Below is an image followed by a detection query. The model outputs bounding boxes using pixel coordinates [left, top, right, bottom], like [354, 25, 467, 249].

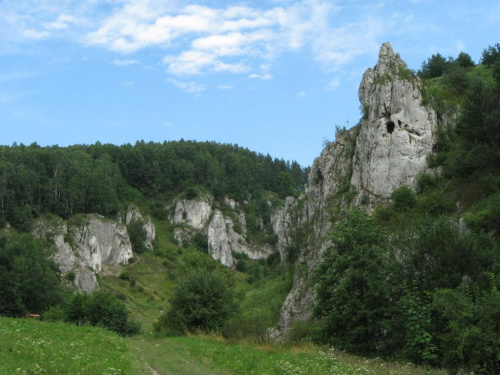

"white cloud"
[22, 29, 51, 40]
[168, 78, 206, 94]
[123, 80, 134, 87]
[162, 122, 174, 127]
[218, 84, 232, 90]
[0, 1, 425, 80]
[44, 14, 78, 30]
[327, 76, 340, 90]
[113, 59, 140, 66]
[249, 73, 273, 80]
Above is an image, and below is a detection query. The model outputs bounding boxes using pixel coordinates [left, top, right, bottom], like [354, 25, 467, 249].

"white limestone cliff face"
[32, 214, 133, 292]
[207, 209, 272, 267]
[272, 43, 438, 339]
[169, 194, 272, 266]
[172, 196, 213, 230]
[271, 137, 355, 338]
[352, 42, 437, 203]
[125, 206, 156, 250]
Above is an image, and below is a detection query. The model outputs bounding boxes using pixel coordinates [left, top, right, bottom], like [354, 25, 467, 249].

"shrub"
[287, 320, 324, 344]
[417, 173, 438, 193]
[119, 272, 130, 281]
[417, 190, 454, 215]
[65, 271, 76, 282]
[155, 269, 239, 334]
[400, 217, 497, 292]
[127, 220, 147, 254]
[391, 186, 417, 212]
[65, 291, 140, 336]
[432, 281, 500, 373]
[236, 258, 248, 272]
[374, 204, 396, 222]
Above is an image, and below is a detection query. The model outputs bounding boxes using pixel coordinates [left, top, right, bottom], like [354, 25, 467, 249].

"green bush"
[400, 217, 497, 292]
[417, 190, 454, 215]
[155, 269, 239, 334]
[432, 281, 500, 373]
[391, 186, 417, 212]
[236, 258, 248, 272]
[127, 220, 147, 254]
[417, 173, 439, 193]
[374, 204, 396, 222]
[287, 320, 324, 344]
[65, 291, 140, 336]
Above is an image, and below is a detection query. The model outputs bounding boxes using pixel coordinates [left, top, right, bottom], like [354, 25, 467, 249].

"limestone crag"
[172, 196, 213, 230]
[352, 43, 437, 203]
[125, 206, 156, 250]
[272, 43, 438, 339]
[207, 209, 272, 267]
[169, 194, 272, 266]
[32, 214, 133, 292]
[271, 136, 355, 338]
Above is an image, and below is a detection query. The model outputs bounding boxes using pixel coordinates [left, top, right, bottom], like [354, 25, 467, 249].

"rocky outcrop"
[352, 43, 437, 204]
[207, 209, 272, 267]
[125, 206, 156, 250]
[169, 194, 272, 266]
[172, 196, 213, 230]
[272, 43, 438, 339]
[32, 214, 133, 292]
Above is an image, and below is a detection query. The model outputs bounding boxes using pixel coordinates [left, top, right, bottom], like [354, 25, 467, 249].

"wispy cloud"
[0, 72, 35, 81]
[0, 1, 426, 81]
[327, 76, 340, 90]
[0, 90, 36, 103]
[113, 59, 140, 66]
[84, 1, 379, 79]
[168, 78, 206, 94]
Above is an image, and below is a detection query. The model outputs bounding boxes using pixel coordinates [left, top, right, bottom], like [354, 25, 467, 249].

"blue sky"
[1, 0, 498, 166]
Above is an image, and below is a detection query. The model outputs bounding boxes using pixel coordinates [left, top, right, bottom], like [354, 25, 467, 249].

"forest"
[0, 140, 308, 230]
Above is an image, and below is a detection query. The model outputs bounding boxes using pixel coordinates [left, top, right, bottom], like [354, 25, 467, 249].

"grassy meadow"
[1, 316, 446, 375]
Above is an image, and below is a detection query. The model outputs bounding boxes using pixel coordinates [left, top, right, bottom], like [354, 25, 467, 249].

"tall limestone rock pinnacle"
[352, 42, 437, 202]
[270, 43, 438, 340]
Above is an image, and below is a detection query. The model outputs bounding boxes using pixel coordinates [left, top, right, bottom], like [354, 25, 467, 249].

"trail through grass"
[128, 334, 447, 375]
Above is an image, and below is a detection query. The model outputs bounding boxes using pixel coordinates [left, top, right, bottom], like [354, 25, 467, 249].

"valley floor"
[1, 317, 447, 375]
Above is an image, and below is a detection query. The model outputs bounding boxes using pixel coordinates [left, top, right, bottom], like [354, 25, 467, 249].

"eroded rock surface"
[125, 206, 156, 250]
[272, 42, 437, 339]
[32, 214, 133, 292]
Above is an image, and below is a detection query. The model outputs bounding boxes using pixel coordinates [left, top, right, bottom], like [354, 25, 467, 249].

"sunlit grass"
[129, 333, 447, 375]
[0, 317, 148, 375]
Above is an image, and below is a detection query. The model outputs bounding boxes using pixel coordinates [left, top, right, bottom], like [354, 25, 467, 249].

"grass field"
[0, 317, 148, 375]
[1, 317, 446, 375]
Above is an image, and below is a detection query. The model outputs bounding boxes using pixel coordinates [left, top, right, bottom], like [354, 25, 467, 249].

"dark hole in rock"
[387, 121, 395, 134]
[398, 120, 402, 126]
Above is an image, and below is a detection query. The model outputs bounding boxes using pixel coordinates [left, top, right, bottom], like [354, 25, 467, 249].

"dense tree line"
[312, 43, 500, 373]
[0, 141, 308, 230]
[314, 210, 500, 373]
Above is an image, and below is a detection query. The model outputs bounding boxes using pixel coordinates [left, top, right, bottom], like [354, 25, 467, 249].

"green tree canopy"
[314, 209, 392, 353]
[155, 268, 239, 334]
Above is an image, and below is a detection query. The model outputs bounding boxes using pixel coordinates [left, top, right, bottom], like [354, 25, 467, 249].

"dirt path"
[128, 335, 227, 375]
